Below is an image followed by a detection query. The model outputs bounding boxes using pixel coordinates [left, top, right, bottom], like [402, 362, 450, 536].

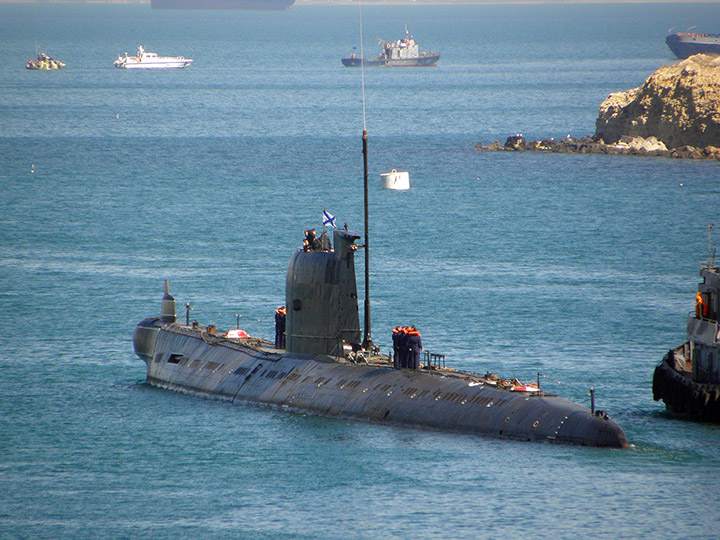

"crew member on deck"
[303, 229, 322, 251]
[275, 306, 286, 348]
[406, 326, 423, 370]
[394, 326, 410, 369]
[392, 327, 402, 369]
[696, 292, 708, 319]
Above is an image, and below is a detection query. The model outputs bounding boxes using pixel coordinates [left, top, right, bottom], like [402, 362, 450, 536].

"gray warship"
[653, 229, 720, 421]
[133, 133, 627, 448]
[342, 28, 440, 67]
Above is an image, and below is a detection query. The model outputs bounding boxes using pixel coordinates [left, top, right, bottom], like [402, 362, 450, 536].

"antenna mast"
[708, 223, 715, 267]
[358, 0, 373, 350]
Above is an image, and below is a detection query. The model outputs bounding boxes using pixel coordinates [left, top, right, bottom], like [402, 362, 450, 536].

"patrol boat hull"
[134, 230, 628, 448]
[114, 46, 193, 69]
[342, 28, 439, 68]
[341, 53, 440, 68]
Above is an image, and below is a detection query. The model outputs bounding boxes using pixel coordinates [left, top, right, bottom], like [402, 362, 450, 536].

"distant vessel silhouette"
[114, 46, 193, 69]
[26, 51, 65, 70]
[342, 28, 439, 67]
[151, 0, 294, 10]
[666, 30, 720, 59]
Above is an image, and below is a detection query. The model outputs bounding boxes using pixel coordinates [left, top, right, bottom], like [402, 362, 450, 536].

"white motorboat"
[114, 46, 193, 69]
[380, 169, 410, 190]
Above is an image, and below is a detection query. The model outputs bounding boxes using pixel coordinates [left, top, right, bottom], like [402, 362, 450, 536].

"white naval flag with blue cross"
[322, 208, 336, 228]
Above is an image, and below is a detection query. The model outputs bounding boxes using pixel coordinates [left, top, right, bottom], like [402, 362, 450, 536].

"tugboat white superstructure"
[114, 46, 193, 69]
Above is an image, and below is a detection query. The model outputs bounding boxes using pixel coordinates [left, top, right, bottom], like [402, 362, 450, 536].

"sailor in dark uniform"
[398, 326, 410, 369]
[392, 326, 402, 369]
[406, 326, 422, 370]
[274, 306, 286, 349]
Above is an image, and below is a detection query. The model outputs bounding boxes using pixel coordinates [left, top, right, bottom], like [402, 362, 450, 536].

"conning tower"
[285, 229, 362, 355]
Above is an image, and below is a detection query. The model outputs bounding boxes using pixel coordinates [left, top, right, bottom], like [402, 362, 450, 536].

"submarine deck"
[165, 322, 551, 395]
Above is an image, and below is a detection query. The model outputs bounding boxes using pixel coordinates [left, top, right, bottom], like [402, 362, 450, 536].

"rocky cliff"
[595, 54, 720, 149]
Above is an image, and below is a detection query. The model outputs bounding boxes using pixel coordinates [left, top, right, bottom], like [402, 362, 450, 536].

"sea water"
[1, 3, 719, 539]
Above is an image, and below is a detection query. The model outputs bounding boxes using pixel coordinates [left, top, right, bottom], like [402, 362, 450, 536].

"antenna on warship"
[358, 0, 373, 351]
[708, 223, 715, 268]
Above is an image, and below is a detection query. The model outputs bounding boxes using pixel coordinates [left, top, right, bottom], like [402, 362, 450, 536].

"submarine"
[133, 117, 627, 447]
[133, 209, 628, 447]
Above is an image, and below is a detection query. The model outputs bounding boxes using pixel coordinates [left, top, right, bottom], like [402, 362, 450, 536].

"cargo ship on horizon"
[151, 0, 294, 9]
[666, 30, 720, 59]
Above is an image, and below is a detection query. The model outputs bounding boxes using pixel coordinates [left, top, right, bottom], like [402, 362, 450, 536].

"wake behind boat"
[114, 46, 193, 69]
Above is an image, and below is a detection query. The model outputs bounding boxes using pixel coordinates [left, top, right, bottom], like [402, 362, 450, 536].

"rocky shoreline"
[475, 54, 720, 161]
[474, 134, 720, 160]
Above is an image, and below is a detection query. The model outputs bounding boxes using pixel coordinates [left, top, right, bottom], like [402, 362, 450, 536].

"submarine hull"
[134, 320, 628, 448]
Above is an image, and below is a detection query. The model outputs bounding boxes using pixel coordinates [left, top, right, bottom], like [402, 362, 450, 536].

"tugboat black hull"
[652, 255, 720, 422]
[653, 348, 720, 422]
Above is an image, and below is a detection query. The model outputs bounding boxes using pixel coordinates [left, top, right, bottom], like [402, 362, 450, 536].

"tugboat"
[26, 51, 65, 70]
[114, 46, 193, 69]
[132, 131, 627, 448]
[653, 226, 720, 421]
[666, 29, 720, 59]
[342, 27, 440, 67]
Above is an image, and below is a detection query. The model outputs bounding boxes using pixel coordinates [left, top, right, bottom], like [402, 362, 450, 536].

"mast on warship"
[362, 127, 373, 350]
[358, 1, 373, 351]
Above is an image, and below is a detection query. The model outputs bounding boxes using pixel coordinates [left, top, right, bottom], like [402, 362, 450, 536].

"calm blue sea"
[2, 2, 720, 539]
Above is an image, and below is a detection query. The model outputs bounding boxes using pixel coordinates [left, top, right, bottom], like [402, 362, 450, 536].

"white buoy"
[380, 169, 410, 190]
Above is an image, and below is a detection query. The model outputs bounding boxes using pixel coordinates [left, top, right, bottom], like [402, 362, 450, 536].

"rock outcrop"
[475, 54, 720, 160]
[595, 54, 720, 148]
[474, 134, 720, 160]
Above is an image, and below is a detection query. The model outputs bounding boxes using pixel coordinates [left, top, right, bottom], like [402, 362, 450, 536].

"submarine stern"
[133, 318, 161, 364]
[133, 280, 176, 364]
